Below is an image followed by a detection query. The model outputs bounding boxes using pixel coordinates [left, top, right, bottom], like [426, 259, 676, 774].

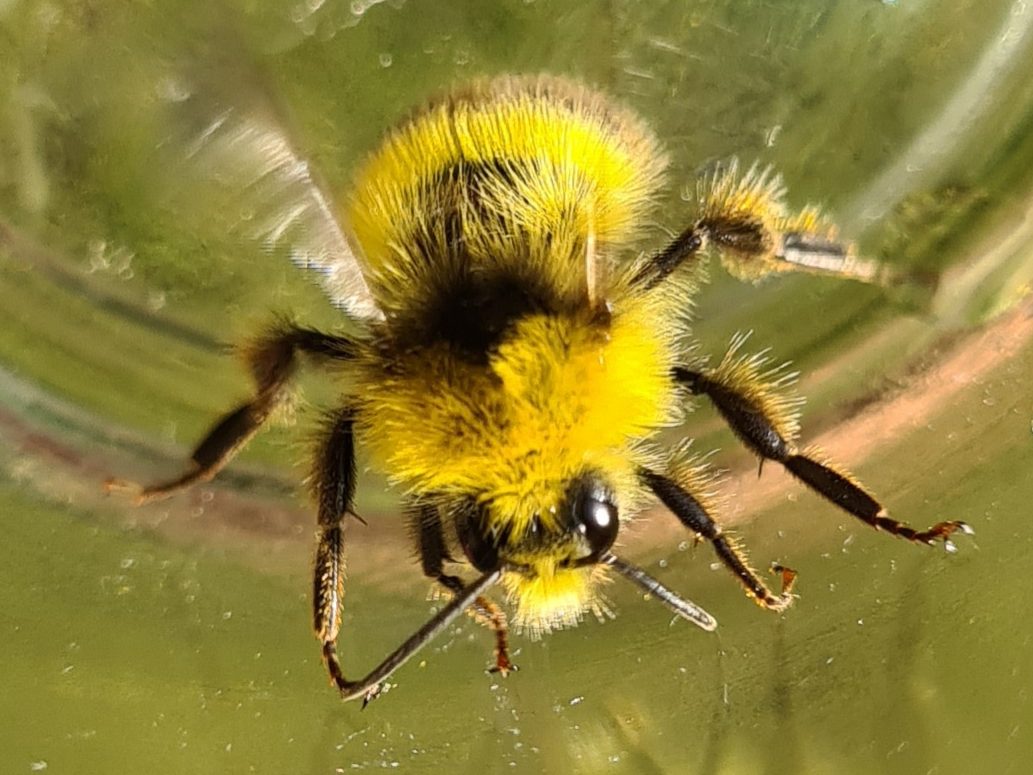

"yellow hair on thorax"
[354, 290, 683, 538]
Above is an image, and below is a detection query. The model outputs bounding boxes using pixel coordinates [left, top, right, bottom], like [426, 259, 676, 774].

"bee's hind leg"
[672, 359, 971, 550]
[412, 503, 516, 676]
[105, 322, 355, 503]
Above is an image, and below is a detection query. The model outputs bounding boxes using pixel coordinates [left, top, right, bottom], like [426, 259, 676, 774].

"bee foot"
[360, 684, 383, 709]
[924, 521, 974, 553]
[488, 659, 518, 677]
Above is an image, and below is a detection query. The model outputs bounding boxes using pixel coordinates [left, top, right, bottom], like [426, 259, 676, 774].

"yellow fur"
[355, 297, 682, 528]
[346, 75, 667, 317]
[119, 73, 885, 689]
[500, 559, 612, 636]
[697, 160, 844, 281]
[338, 76, 683, 631]
[339, 76, 835, 634]
[707, 331, 803, 443]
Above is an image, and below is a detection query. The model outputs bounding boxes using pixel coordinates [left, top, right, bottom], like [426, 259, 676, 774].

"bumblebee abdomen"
[347, 75, 667, 315]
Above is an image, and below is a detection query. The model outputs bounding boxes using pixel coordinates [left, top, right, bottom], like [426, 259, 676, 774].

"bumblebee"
[109, 75, 970, 703]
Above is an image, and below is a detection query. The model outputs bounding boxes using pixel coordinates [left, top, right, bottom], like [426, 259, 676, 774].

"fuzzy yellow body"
[121, 72, 964, 701]
[345, 76, 691, 632]
[347, 76, 667, 313]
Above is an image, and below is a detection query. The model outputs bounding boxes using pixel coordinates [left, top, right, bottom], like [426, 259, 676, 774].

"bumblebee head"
[454, 472, 621, 635]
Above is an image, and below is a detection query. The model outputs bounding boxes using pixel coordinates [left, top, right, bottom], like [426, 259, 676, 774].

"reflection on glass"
[2, 1, 1032, 773]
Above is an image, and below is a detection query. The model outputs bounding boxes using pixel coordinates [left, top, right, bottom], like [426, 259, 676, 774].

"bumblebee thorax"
[356, 298, 678, 518]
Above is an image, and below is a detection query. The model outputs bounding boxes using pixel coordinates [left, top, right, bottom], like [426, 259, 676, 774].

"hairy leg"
[640, 467, 796, 612]
[412, 503, 515, 675]
[105, 323, 355, 503]
[673, 349, 970, 548]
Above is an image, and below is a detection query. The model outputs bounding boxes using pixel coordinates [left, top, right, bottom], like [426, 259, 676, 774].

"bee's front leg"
[641, 467, 796, 612]
[411, 503, 516, 676]
[312, 409, 359, 695]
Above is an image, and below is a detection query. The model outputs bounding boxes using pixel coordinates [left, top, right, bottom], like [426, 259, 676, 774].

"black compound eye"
[455, 500, 503, 573]
[574, 491, 619, 563]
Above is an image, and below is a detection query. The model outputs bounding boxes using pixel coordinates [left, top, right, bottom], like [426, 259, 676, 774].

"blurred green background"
[2, 0, 1033, 773]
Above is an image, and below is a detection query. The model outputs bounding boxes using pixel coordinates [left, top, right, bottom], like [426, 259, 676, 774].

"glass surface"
[2, 1, 1033, 773]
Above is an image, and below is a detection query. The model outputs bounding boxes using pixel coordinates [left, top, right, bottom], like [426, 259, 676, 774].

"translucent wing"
[158, 73, 383, 322]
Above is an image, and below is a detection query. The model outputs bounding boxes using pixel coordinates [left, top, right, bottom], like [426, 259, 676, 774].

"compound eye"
[575, 494, 619, 562]
[456, 501, 502, 573]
